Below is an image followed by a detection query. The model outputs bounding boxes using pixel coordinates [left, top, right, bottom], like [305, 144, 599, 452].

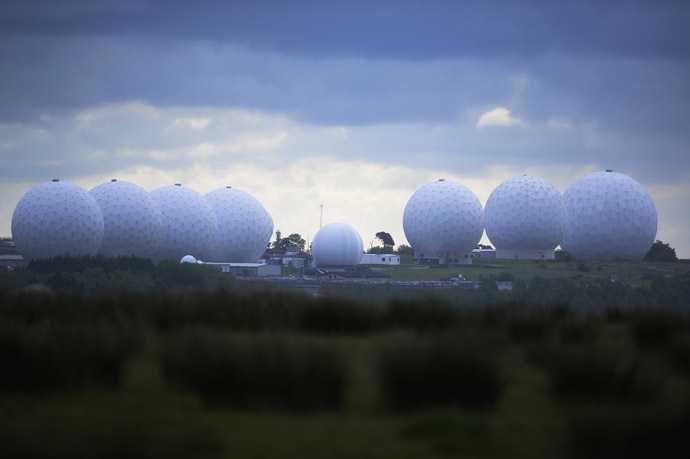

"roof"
[203, 262, 267, 268]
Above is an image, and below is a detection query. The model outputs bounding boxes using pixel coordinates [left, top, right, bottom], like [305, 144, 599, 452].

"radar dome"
[204, 187, 274, 262]
[90, 179, 162, 258]
[484, 175, 565, 260]
[150, 184, 217, 262]
[11, 180, 104, 260]
[403, 179, 483, 264]
[561, 170, 657, 260]
[311, 223, 363, 266]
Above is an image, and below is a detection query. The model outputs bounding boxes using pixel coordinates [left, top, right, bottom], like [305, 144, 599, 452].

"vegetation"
[376, 231, 395, 248]
[644, 239, 678, 262]
[396, 244, 414, 256]
[1, 255, 690, 457]
[272, 230, 306, 251]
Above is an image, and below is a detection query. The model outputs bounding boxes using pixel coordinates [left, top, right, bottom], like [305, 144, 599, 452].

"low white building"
[204, 262, 281, 277]
[471, 248, 497, 259]
[359, 253, 400, 265]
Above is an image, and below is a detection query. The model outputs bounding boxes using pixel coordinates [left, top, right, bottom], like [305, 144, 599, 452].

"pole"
[319, 204, 323, 229]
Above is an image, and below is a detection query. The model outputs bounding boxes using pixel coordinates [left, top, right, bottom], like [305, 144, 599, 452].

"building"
[471, 248, 497, 259]
[204, 262, 281, 277]
[359, 253, 400, 265]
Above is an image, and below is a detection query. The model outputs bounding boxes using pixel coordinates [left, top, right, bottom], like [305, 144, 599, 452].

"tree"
[396, 244, 414, 256]
[273, 233, 306, 251]
[375, 231, 395, 248]
[644, 240, 678, 262]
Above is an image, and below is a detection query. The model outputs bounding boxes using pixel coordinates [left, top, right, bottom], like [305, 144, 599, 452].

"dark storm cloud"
[2, 0, 689, 60]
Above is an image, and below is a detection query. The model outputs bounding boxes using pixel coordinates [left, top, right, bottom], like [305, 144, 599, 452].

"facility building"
[359, 253, 400, 265]
[204, 262, 281, 277]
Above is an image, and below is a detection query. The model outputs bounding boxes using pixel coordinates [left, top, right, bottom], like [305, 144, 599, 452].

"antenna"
[319, 204, 323, 229]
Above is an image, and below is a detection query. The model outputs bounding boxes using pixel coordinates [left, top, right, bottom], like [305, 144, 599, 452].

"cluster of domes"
[403, 171, 657, 262]
[11, 179, 273, 263]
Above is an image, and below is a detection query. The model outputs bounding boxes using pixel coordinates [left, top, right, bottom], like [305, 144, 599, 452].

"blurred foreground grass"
[2, 285, 690, 458]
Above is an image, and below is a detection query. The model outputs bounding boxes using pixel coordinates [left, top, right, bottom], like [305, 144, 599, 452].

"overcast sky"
[1, 0, 689, 257]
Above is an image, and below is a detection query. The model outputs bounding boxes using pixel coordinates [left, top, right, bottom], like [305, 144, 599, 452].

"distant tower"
[320, 204, 323, 229]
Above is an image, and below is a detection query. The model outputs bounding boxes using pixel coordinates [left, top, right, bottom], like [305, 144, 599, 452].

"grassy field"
[364, 258, 689, 285]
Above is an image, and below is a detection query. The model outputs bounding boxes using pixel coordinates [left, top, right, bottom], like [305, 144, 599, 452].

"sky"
[1, 0, 689, 257]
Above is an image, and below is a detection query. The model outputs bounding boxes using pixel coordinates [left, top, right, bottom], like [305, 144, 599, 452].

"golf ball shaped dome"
[403, 179, 484, 261]
[311, 222, 363, 266]
[11, 180, 104, 260]
[150, 184, 218, 262]
[205, 187, 274, 262]
[484, 175, 565, 259]
[561, 170, 657, 260]
[90, 179, 162, 258]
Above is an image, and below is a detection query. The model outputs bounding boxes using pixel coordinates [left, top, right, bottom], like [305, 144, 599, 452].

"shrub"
[376, 333, 504, 411]
[0, 321, 140, 392]
[161, 331, 348, 411]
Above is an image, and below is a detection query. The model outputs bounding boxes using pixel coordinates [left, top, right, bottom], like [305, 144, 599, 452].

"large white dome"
[561, 170, 657, 260]
[311, 223, 363, 266]
[204, 187, 274, 262]
[90, 179, 162, 259]
[150, 184, 218, 262]
[11, 179, 104, 261]
[484, 175, 566, 259]
[403, 179, 483, 264]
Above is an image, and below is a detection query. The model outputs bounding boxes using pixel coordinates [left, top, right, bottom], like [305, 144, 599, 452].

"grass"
[2, 278, 690, 457]
[378, 258, 689, 285]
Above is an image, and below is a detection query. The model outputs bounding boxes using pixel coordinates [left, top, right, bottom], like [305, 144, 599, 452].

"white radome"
[561, 170, 657, 260]
[180, 255, 197, 264]
[403, 179, 484, 264]
[311, 222, 363, 266]
[150, 184, 218, 262]
[204, 187, 274, 262]
[484, 175, 566, 259]
[90, 179, 162, 258]
[11, 179, 104, 261]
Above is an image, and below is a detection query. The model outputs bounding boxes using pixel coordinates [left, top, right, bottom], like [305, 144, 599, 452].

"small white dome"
[484, 175, 565, 254]
[561, 170, 657, 260]
[12, 180, 104, 260]
[150, 184, 218, 262]
[90, 179, 162, 258]
[311, 223, 363, 266]
[180, 255, 197, 264]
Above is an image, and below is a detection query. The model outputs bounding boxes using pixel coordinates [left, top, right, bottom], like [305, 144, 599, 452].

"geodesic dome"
[403, 179, 484, 258]
[11, 179, 104, 260]
[561, 170, 657, 260]
[311, 222, 363, 266]
[484, 175, 565, 257]
[204, 187, 274, 262]
[90, 179, 162, 258]
[150, 184, 218, 262]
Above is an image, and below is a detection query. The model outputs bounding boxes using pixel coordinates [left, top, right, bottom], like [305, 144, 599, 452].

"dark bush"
[529, 341, 668, 403]
[567, 403, 690, 459]
[161, 331, 348, 411]
[0, 321, 140, 392]
[377, 333, 504, 411]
